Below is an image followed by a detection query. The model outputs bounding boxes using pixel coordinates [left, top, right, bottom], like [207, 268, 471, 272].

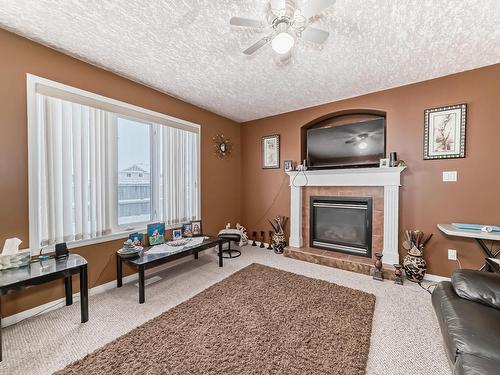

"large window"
[27, 75, 200, 250]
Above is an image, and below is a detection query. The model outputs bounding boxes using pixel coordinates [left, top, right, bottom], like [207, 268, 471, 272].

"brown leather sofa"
[432, 269, 500, 375]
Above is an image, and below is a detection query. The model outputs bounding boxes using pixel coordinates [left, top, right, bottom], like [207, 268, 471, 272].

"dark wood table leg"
[64, 275, 73, 305]
[80, 264, 89, 323]
[194, 251, 198, 260]
[116, 254, 123, 288]
[138, 265, 145, 304]
[218, 241, 223, 267]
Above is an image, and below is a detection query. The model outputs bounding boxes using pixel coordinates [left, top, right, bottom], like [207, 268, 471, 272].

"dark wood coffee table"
[116, 236, 226, 304]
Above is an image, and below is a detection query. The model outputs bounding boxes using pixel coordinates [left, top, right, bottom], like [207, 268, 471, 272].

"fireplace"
[310, 196, 373, 257]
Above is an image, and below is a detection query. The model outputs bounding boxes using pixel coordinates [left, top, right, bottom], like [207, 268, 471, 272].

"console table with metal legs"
[437, 224, 500, 270]
[0, 254, 88, 361]
[117, 236, 225, 304]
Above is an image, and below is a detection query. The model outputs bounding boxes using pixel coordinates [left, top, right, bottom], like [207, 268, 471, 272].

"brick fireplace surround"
[284, 167, 406, 278]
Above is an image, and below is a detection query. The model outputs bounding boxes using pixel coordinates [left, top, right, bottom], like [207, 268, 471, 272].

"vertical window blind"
[32, 91, 200, 248]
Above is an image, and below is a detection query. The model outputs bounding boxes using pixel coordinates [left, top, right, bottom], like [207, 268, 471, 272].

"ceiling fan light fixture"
[271, 32, 295, 54]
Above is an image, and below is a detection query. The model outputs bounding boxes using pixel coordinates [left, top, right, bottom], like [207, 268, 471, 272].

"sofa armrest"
[452, 269, 500, 309]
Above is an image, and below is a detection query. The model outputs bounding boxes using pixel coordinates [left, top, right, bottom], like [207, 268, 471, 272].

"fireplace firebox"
[310, 196, 373, 257]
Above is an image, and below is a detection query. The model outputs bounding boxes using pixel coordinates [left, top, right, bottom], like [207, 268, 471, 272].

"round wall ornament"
[213, 134, 232, 158]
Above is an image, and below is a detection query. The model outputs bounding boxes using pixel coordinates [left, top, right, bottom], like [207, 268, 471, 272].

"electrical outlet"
[448, 249, 457, 261]
[443, 171, 458, 182]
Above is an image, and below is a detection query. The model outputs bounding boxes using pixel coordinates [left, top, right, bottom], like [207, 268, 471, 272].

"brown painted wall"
[0, 29, 241, 317]
[241, 63, 500, 277]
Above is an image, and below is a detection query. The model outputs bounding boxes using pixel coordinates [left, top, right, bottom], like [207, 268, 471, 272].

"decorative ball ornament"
[213, 134, 232, 158]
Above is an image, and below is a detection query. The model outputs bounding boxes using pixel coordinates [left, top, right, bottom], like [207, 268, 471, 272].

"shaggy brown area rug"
[55, 263, 376, 375]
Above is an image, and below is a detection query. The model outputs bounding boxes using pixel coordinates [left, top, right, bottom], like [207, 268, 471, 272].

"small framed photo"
[182, 223, 193, 237]
[284, 160, 294, 172]
[191, 220, 203, 236]
[262, 134, 280, 169]
[424, 104, 467, 160]
[379, 158, 390, 168]
[147, 223, 165, 246]
[172, 229, 182, 241]
[129, 232, 143, 246]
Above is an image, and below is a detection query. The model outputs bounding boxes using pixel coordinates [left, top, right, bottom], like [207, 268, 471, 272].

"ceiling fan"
[230, 0, 335, 60]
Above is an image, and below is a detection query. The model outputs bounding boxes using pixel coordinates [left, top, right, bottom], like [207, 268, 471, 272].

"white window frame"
[27, 74, 201, 252]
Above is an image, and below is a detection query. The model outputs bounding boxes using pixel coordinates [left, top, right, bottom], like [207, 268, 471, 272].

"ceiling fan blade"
[301, 0, 336, 19]
[243, 36, 271, 55]
[270, 0, 286, 15]
[230, 17, 263, 28]
[301, 26, 329, 44]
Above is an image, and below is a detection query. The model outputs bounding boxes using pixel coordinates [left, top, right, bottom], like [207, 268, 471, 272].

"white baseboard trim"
[423, 273, 450, 282]
[1, 250, 215, 328]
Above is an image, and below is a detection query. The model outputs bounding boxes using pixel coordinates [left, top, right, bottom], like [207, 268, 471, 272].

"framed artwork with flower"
[424, 104, 467, 160]
[262, 134, 280, 169]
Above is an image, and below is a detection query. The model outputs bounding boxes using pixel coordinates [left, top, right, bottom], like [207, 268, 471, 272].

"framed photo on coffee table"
[147, 223, 165, 246]
[424, 104, 467, 160]
[172, 229, 183, 241]
[191, 220, 203, 237]
[182, 223, 193, 237]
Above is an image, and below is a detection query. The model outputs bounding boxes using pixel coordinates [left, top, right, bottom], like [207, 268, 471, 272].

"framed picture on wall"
[262, 134, 280, 169]
[424, 104, 467, 160]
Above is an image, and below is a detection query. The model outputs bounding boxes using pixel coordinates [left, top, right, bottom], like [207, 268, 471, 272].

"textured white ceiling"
[1, 1, 499, 122]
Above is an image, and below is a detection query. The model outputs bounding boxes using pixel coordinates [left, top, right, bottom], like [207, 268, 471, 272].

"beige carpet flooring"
[0, 246, 450, 375]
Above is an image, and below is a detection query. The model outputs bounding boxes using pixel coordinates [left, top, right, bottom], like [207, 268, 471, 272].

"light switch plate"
[443, 171, 458, 182]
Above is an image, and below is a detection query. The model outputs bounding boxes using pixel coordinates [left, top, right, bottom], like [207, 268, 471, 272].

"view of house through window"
[117, 117, 152, 225]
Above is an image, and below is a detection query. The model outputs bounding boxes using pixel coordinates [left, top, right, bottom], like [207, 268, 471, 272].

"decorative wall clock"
[213, 134, 232, 158]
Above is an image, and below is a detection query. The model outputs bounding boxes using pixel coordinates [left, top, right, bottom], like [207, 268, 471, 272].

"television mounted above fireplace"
[306, 118, 386, 169]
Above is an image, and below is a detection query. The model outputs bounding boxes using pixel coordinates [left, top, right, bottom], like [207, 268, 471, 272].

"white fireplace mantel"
[286, 166, 406, 265]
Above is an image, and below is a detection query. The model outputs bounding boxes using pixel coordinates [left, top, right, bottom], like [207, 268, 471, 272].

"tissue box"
[0, 249, 31, 270]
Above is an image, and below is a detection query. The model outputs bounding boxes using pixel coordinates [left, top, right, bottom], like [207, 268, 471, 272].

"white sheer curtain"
[36, 94, 115, 246]
[157, 125, 200, 225]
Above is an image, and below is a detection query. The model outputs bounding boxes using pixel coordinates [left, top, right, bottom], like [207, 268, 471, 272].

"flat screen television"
[307, 118, 385, 169]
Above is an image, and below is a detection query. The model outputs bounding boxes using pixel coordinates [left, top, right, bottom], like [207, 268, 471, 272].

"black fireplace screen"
[310, 196, 372, 257]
